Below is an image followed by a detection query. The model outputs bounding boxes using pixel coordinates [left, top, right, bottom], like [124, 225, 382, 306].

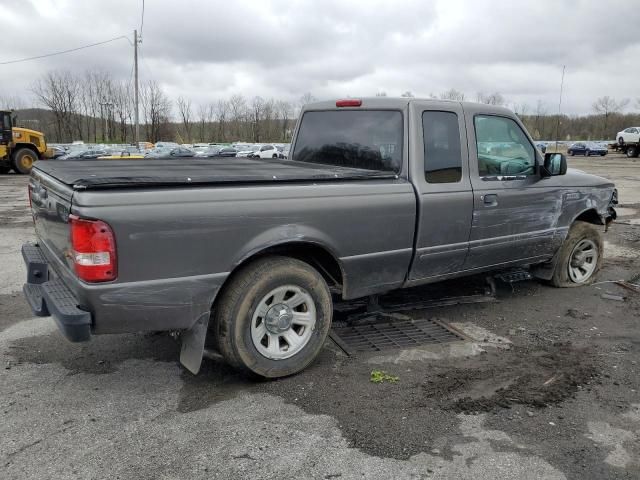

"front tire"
[214, 256, 332, 378]
[11, 148, 37, 174]
[550, 221, 603, 287]
[569, 150, 575, 156]
[585, 150, 590, 157]
[627, 146, 638, 158]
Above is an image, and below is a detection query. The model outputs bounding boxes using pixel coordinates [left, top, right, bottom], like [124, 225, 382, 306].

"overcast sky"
[1, 0, 639, 115]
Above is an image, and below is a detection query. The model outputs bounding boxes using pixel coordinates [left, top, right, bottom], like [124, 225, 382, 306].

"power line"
[0, 35, 132, 65]
[140, 0, 145, 37]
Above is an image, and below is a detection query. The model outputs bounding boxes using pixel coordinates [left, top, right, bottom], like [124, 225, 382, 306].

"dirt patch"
[240, 339, 598, 459]
[436, 343, 597, 413]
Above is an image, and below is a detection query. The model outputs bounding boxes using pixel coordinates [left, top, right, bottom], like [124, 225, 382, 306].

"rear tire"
[550, 221, 603, 288]
[618, 137, 624, 145]
[585, 150, 590, 156]
[569, 150, 574, 156]
[213, 256, 332, 378]
[11, 148, 37, 174]
[627, 146, 638, 158]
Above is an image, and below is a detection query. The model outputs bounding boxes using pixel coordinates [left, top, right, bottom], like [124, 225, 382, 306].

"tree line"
[3, 70, 640, 144]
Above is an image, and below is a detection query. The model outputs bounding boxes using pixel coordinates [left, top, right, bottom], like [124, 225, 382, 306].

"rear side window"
[292, 110, 403, 172]
[423, 111, 462, 183]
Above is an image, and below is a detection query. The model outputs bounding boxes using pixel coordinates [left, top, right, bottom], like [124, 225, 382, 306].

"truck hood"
[563, 168, 614, 188]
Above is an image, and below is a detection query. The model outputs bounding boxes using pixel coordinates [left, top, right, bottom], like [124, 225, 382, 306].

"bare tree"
[276, 100, 293, 141]
[375, 91, 387, 97]
[215, 99, 229, 141]
[228, 94, 247, 140]
[476, 92, 505, 106]
[141, 80, 172, 142]
[196, 102, 214, 142]
[440, 88, 465, 101]
[176, 96, 193, 142]
[593, 96, 630, 138]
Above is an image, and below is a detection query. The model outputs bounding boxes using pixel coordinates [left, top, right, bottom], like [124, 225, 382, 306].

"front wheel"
[627, 146, 638, 158]
[569, 150, 575, 156]
[213, 256, 332, 378]
[11, 148, 37, 174]
[550, 221, 603, 287]
[585, 150, 590, 156]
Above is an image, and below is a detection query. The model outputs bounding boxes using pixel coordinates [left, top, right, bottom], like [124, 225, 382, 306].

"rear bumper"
[22, 243, 92, 342]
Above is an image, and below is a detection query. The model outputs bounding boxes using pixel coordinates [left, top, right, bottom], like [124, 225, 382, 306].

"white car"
[235, 145, 261, 157]
[252, 144, 280, 159]
[617, 127, 640, 144]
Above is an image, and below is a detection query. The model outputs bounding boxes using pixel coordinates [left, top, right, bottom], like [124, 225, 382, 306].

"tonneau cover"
[34, 157, 396, 189]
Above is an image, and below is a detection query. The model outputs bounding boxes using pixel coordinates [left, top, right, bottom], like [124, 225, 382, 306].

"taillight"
[336, 99, 362, 107]
[69, 215, 117, 282]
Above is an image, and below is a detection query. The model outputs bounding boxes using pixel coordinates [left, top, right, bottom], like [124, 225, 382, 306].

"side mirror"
[542, 153, 567, 177]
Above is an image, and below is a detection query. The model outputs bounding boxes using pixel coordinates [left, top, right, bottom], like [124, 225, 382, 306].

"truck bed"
[34, 157, 396, 189]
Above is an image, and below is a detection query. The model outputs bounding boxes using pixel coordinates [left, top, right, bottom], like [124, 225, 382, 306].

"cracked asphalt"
[1, 154, 639, 479]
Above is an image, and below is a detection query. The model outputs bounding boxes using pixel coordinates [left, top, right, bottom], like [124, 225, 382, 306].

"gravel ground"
[1, 154, 639, 479]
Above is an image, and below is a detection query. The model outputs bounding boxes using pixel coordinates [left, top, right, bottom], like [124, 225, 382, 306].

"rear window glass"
[423, 111, 462, 183]
[292, 110, 403, 172]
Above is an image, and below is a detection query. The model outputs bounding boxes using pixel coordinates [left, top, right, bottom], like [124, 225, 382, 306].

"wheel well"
[212, 242, 345, 313]
[574, 208, 603, 226]
[248, 242, 343, 289]
[12, 144, 39, 159]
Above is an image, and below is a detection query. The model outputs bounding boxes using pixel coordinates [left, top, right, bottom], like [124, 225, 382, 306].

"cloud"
[1, 0, 639, 115]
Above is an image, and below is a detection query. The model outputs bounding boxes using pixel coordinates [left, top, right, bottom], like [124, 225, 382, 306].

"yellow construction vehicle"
[0, 110, 52, 174]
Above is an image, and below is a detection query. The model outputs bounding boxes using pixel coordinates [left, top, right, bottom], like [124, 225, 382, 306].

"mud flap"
[179, 313, 209, 374]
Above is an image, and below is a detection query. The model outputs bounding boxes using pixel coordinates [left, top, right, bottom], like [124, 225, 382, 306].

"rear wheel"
[585, 150, 590, 156]
[11, 148, 37, 174]
[569, 150, 574, 156]
[618, 137, 624, 145]
[272, 154, 278, 158]
[550, 221, 603, 287]
[627, 146, 638, 158]
[213, 256, 332, 378]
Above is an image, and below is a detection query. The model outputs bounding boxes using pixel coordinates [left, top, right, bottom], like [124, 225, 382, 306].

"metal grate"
[331, 318, 464, 353]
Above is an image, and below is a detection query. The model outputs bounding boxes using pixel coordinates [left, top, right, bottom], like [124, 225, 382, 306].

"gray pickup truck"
[23, 98, 617, 378]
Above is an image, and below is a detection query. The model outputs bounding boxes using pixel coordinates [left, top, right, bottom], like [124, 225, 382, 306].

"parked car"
[145, 146, 195, 158]
[59, 149, 112, 160]
[235, 145, 260, 157]
[195, 146, 222, 157]
[567, 142, 607, 156]
[22, 97, 617, 379]
[50, 146, 67, 159]
[251, 144, 280, 159]
[616, 127, 640, 145]
[218, 147, 238, 157]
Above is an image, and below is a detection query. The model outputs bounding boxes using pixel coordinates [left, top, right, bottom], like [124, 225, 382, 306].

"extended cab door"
[407, 101, 473, 281]
[463, 107, 561, 270]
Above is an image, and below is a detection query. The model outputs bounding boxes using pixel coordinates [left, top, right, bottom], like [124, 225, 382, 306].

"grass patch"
[370, 369, 399, 384]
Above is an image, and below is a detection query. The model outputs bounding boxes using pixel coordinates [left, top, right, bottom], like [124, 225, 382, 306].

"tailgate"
[29, 168, 75, 272]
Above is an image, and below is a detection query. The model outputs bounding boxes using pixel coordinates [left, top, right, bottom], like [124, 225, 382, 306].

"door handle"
[482, 194, 498, 207]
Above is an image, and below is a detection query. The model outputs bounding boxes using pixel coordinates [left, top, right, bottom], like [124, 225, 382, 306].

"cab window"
[475, 115, 535, 176]
[422, 111, 462, 183]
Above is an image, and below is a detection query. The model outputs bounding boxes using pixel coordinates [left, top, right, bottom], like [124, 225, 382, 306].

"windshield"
[292, 110, 403, 172]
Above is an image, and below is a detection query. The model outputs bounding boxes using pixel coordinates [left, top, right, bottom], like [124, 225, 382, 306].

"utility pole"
[134, 29, 140, 147]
